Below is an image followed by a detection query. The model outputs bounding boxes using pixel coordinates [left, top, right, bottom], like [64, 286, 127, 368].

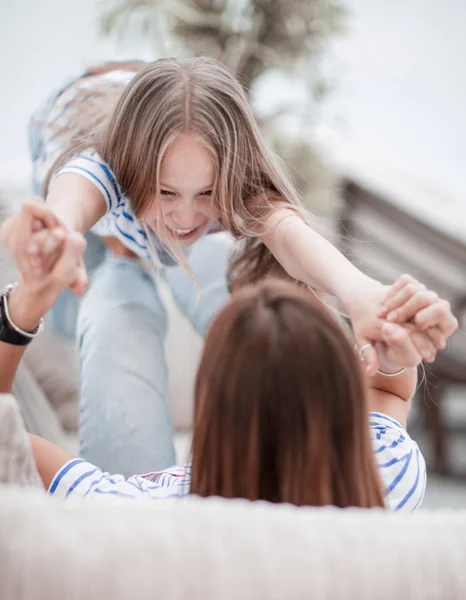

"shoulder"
[57, 149, 124, 212]
[58, 148, 113, 178]
[369, 412, 426, 512]
[259, 206, 305, 244]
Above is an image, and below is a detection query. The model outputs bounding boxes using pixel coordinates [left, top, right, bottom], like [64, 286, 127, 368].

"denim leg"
[77, 255, 176, 476]
[46, 233, 107, 340]
[164, 232, 234, 337]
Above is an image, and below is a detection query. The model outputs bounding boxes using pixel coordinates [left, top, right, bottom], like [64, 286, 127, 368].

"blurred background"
[1, 0, 465, 507]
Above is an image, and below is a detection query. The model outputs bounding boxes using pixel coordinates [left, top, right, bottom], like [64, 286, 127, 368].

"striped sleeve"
[56, 149, 123, 212]
[48, 459, 191, 500]
[370, 412, 427, 512]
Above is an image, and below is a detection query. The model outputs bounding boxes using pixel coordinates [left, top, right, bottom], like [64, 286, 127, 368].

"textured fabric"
[0, 394, 42, 488]
[21, 326, 80, 431]
[11, 363, 69, 447]
[1, 490, 466, 600]
[50, 412, 426, 512]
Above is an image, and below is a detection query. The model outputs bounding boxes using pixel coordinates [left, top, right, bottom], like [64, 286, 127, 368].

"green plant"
[102, 0, 345, 92]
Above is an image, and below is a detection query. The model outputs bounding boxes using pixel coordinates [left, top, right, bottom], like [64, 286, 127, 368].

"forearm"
[29, 434, 75, 490]
[368, 364, 418, 403]
[366, 366, 417, 428]
[262, 212, 380, 309]
[0, 343, 27, 393]
[0, 279, 55, 393]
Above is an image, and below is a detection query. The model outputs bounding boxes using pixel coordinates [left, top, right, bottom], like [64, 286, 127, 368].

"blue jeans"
[77, 232, 233, 477]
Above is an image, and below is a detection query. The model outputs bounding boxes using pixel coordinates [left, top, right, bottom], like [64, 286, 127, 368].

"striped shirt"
[369, 412, 426, 511]
[49, 412, 426, 512]
[58, 148, 161, 263]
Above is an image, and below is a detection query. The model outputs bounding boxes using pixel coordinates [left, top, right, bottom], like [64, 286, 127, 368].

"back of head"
[191, 279, 384, 508]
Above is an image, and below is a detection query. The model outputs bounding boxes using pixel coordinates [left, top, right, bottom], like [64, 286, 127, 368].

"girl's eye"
[160, 190, 175, 196]
[201, 190, 212, 196]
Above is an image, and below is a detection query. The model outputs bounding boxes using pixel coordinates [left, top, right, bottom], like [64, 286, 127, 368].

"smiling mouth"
[167, 225, 201, 240]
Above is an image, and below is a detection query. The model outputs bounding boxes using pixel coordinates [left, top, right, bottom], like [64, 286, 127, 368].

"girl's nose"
[171, 204, 199, 229]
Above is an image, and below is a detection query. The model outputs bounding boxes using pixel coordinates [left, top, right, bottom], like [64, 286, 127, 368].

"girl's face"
[145, 134, 218, 247]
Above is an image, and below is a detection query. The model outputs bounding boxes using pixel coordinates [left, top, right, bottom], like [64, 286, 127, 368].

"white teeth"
[169, 227, 196, 235]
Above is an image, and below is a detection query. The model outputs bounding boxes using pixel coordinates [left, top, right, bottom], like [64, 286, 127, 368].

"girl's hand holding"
[379, 274, 457, 341]
[1, 199, 88, 296]
[366, 275, 458, 374]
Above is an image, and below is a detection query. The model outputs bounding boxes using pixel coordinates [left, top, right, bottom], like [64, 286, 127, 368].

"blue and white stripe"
[49, 459, 192, 500]
[49, 412, 426, 511]
[369, 412, 426, 512]
[56, 149, 157, 262]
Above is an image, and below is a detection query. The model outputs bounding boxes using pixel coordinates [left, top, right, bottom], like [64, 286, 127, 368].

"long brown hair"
[44, 57, 306, 282]
[191, 279, 385, 508]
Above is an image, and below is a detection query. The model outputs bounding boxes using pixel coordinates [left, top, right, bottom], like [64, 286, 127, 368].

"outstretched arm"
[261, 209, 451, 375]
[262, 210, 376, 305]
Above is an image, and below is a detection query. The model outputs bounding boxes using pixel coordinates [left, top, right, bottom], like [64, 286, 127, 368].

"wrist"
[7, 278, 55, 331]
[376, 342, 414, 375]
[339, 275, 387, 316]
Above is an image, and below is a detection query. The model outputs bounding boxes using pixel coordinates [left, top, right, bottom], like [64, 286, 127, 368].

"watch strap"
[0, 284, 43, 346]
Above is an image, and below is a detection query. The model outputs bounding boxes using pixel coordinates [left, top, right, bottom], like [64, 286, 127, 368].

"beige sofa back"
[1, 489, 466, 600]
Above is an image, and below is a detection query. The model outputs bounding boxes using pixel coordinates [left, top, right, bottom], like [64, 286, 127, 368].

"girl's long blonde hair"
[45, 57, 307, 287]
